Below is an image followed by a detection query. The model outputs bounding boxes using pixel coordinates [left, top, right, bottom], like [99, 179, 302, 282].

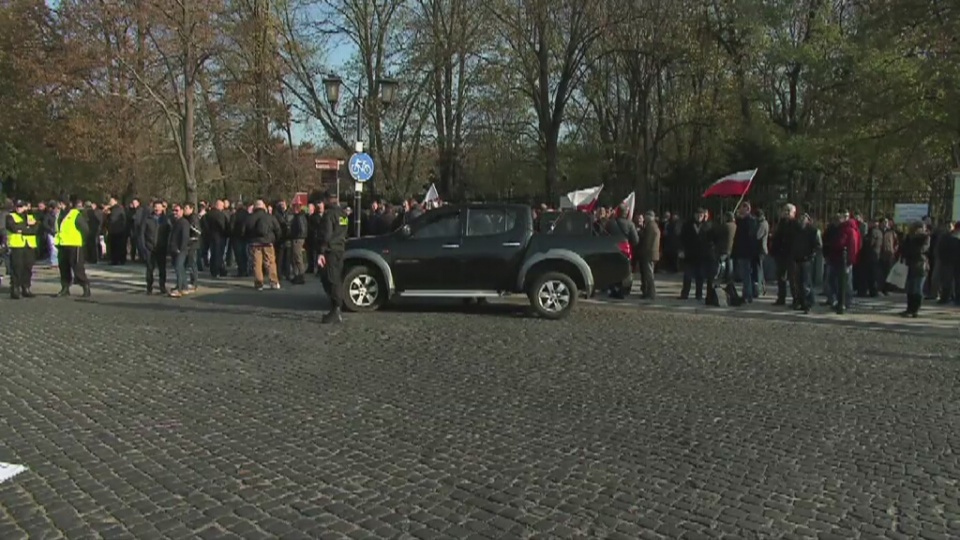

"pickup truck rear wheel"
[528, 272, 578, 319]
[343, 265, 385, 312]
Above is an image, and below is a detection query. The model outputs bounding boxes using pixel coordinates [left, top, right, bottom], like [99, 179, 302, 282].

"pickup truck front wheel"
[528, 272, 578, 320]
[343, 265, 386, 312]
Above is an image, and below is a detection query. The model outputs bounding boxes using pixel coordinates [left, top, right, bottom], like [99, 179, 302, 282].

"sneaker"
[169, 290, 182, 298]
[270, 282, 281, 290]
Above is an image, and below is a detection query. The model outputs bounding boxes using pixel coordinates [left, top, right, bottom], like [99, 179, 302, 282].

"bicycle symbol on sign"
[348, 152, 375, 181]
[350, 160, 372, 177]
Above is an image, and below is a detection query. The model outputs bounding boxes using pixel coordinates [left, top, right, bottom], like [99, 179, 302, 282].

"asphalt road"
[1, 268, 959, 539]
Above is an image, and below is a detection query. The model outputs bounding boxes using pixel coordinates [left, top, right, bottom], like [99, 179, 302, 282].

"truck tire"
[342, 265, 386, 313]
[527, 271, 578, 320]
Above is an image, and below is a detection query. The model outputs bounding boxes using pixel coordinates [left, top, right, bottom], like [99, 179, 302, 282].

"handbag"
[886, 261, 908, 289]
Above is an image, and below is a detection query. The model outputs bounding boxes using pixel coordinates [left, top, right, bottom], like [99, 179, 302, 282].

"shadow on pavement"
[382, 298, 531, 318]
[860, 349, 960, 363]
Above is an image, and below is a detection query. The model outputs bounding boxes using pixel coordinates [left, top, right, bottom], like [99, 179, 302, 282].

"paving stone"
[0, 276, 958, 538]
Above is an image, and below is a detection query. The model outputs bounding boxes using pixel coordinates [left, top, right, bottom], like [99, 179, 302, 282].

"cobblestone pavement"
[1, 264, 959, 539]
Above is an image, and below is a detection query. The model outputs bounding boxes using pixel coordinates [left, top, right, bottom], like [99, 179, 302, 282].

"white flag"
[0, 462, 27, 485]
[423, 183, 439, 205]
[618, 192, 636, 220]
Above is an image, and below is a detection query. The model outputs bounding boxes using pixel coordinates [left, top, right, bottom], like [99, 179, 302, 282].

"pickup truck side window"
[411, 211, 461, 239]
[466, 209, 518, 237]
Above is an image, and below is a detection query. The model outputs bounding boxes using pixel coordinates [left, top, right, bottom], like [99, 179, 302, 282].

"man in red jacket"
[827, 211, 860, 312]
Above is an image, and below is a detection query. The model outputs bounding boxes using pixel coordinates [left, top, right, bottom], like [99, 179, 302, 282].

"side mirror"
[400, 224, 412, 237]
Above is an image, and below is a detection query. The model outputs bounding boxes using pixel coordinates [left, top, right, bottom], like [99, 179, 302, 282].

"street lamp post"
[321, 74, 398, 236]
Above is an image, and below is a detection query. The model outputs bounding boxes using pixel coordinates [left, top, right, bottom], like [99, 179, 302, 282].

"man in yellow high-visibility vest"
[5, 200, 39, 299]
[54, 196, 92, 297]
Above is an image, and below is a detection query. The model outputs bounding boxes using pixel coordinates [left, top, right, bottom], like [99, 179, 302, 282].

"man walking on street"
[316, 191, 348, 324]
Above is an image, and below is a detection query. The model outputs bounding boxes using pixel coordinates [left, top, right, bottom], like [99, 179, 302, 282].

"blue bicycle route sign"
[348, 153, 374, 182]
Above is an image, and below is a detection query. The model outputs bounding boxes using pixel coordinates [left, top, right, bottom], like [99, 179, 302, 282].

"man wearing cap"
[5, 200, 39, 299]
[55, 196, 92, 297]
[316, 190, 348, 323]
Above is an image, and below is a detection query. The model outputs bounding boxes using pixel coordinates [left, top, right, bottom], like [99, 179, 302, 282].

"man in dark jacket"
[231, 204, 250, 278]
[139, 200, 170, 295]
[316, 191, 348, 323]
[204, 200, 229, 278]
[85, 202, 102, 264]
[273, 201, 292, 280]
[732, 202, 758, 302]
[289, 203, 309, 284]
[306, 202, 324, 274]
[106, 196, 127, 265]
[167, 203, 191, 297]
[184, 203, 202, 290]
[772, 204, 801, 306]
[791, 213, 821, 313]
[244, 200, 281, 290]
[679, 209, 710, 300]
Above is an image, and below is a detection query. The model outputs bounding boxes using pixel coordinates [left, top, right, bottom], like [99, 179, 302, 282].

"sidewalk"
[588, 271, 960, 333]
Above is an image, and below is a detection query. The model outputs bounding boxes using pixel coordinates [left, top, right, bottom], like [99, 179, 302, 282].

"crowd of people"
[0, 194, 442, 299]
[3, 194, 960, 319]
[583, 201, 960, 317]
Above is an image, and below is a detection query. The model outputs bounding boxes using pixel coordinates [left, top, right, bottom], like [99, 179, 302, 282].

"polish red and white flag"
[566, 185, 603, 212]
[616, 192, 635, 220]
[702, 169, 758, 198]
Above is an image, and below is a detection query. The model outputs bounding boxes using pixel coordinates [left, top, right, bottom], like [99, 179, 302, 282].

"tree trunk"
[544, 136, 560, 201]
[181, 4, 198, 207]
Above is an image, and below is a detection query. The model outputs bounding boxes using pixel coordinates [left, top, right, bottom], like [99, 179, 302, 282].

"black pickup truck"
[338, 203, 632, 319]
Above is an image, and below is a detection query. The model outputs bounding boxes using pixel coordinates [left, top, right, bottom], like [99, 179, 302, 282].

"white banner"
[0, 462, 27, 484]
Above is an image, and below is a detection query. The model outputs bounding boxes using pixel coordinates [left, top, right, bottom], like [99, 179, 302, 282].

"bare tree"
[487, 0, 610, 199]
[409, 0, 488, 198]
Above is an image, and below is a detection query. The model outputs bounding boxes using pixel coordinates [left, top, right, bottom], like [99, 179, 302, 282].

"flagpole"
[732, 169, 758, 211]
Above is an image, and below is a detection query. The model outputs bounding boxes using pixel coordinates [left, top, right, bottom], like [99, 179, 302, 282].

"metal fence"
[650, 184, 951, 223]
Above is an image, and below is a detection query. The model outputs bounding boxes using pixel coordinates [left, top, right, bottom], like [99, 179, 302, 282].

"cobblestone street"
[1, 268, 959, 539]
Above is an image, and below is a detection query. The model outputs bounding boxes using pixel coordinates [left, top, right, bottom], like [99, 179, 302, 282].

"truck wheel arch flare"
[343, 249, 396, 296]
[517, 249, 594, 294]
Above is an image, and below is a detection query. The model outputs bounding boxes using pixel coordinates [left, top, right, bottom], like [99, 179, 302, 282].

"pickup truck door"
[459, 207, 527, 290]
[389, 209, 464, 290]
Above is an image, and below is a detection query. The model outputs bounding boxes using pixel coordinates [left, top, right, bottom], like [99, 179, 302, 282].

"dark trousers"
[306, 241, 317, 273]
[790, 260, 814, 309]
[938, 263, 960, 303]
[172, 252, 188, 291]
[208, 237, 225, 277]
[58, 246, 89, 286]
[320, 250, 345, 309]
[680, 260, 707, 299]
[9, 247, 35, 292]
[84, 235, 99, 264]
[233, 238, 249, 277]
[279, 241, 292, 279]
[863, 256, 880, 296]
[775, 258, 792, 303]
[145, 250, 167, 292]
[198, 238, 208, 271]
[186, 248, 199, 286]
[225, 238, 234, 267]
[108, 233, 127, 264]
